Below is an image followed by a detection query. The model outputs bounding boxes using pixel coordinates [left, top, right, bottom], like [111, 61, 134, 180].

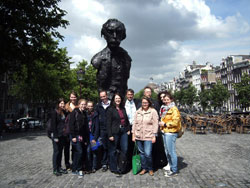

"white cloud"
[58, 0, 250, 92]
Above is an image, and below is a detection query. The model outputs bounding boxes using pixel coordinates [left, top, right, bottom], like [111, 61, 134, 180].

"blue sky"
[58, 0, 250, 92]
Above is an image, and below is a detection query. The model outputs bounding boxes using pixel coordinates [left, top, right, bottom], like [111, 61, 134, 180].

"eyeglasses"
[142, 102, 149, 104]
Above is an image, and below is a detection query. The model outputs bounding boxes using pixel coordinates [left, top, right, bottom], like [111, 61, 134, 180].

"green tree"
[182, 84, 198, 108]
[234, 73, 250, 111]
[71, 60, 99, 103]
[173, 88, 185, 106]
[10, 37, 72, 113]
[198, 84, 211, 113]
[210, 81, 229, 112]
[0, 0, 69, 74]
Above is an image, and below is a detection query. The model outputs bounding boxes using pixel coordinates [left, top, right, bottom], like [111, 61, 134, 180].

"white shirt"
[125, 99, 137, 125]
[102, 100, 111, 109]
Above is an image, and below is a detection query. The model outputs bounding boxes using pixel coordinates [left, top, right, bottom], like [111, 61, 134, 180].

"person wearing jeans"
[159, 92, 182, 177]
[69, 99, 88, 177]
[107, 93, 130, 176]
[51, 98, 68, 176]
[132, 96, 159, 176]
[86, 101, 100, 173]
[162, 133, 178, 173]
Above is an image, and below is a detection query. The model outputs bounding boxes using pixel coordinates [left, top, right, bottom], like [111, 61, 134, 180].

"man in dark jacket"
[95, 90, 110, 172]
[137, 86, 160, 112]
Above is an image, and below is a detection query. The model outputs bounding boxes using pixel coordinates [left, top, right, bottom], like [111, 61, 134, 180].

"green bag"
[132, 142, 141, 175]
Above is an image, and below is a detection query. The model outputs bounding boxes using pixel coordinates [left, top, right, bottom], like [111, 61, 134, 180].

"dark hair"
[157, 91, 166, 106]
[56, 98, 65, 115]
[70, 91, 78, 98]
[143, 86, 152, 92]
[99, 90, 107, 95]
[141, 96, 152, 108]
[164, 92, 174, 101]
[126, 88, 134, 94]
[111, 92, 124, 108]
[101, 19, 126, 40]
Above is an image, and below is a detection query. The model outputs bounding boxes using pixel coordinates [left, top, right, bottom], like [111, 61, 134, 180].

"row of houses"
[157, 55, 250, 112]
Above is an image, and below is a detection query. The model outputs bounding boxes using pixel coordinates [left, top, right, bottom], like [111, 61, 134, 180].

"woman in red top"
[107, 93, 130, 176]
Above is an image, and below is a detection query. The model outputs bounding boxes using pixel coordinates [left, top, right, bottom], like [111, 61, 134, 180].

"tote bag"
[132, 142, 141, 175]
[90, 133, 102, 151]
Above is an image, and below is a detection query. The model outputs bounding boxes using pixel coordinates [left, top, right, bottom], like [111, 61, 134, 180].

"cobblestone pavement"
[0, 130, 250, 188]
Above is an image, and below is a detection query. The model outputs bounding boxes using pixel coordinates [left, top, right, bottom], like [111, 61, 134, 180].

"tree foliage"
[183, 84, 198, 108]
[71, 60, 99, 103]
[210, 81, 229, 112]
[10, 37, 72, 107]
[198, 84, 211, 113]
[173, 88, 185, 106]
[0, 0, 69, 74]
[234, 73, 250, 110]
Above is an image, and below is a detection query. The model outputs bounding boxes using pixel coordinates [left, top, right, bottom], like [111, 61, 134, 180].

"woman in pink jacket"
[132, 96, 159, 176]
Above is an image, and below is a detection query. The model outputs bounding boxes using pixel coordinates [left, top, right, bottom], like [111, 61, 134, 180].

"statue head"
[101, 19, 126, 48]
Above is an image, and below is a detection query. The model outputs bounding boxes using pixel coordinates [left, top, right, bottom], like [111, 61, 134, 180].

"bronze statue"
[91, 19, 132, 99]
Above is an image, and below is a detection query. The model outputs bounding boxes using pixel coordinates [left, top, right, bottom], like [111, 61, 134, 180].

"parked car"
[4, 118, 21, 132]
[17, 117, 44, 130]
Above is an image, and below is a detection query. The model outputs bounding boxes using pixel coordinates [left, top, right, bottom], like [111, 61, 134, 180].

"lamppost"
[77, 68, 85, 98]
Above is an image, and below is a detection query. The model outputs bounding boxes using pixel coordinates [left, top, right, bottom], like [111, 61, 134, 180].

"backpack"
[46, 118, 52, 139]
[64, 110, 79, 136]
[117, 149, 127, 174]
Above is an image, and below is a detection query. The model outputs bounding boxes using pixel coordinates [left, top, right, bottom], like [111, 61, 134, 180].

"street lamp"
[77, 68, 85, 98]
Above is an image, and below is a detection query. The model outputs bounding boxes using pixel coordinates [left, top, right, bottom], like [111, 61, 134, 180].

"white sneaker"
[78, 171, 84, 178]
[163, 164, 171, 171]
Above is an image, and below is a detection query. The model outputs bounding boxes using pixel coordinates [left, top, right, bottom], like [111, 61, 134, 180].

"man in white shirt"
[124, 89, 140, 168]
[125, 89, 139, 125]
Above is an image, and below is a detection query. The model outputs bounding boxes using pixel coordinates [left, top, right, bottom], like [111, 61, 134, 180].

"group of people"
[50, 87, 182, 178]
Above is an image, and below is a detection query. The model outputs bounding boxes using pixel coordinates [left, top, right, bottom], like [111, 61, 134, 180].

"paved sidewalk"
[0, 130, 250, 188]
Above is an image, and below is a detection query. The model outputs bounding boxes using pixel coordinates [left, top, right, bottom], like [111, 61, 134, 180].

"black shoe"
[164, 171, 178, 177]
[59, 168, 68, 174]
[92, 169, 96, 173]
[53, 170, 62, 176]
[66, 165, 72, 171]
[111, 171, 122, 177]
[102, 165, 108, 172]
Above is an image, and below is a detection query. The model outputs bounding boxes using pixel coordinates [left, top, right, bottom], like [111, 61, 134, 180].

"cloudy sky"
[58, 0, 250, 92]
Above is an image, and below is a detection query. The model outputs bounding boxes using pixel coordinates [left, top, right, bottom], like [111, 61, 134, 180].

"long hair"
[111, 92, 124, 108]
[56, 98, 65, 115]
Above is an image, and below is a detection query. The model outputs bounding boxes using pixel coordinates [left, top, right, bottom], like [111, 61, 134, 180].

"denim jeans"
[162, 133, 178, 173]
[70, 135, 83, 172]
[86, 144, 98, 170]
[100, 130, 109, 166]
[136, 140, 153, 171]
[52, 137, 63, 171]
[60, 135, 70, 168]
[108, 128, 128, 172]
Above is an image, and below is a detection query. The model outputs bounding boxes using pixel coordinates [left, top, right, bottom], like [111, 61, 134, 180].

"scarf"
[160, 102, 176, 119]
